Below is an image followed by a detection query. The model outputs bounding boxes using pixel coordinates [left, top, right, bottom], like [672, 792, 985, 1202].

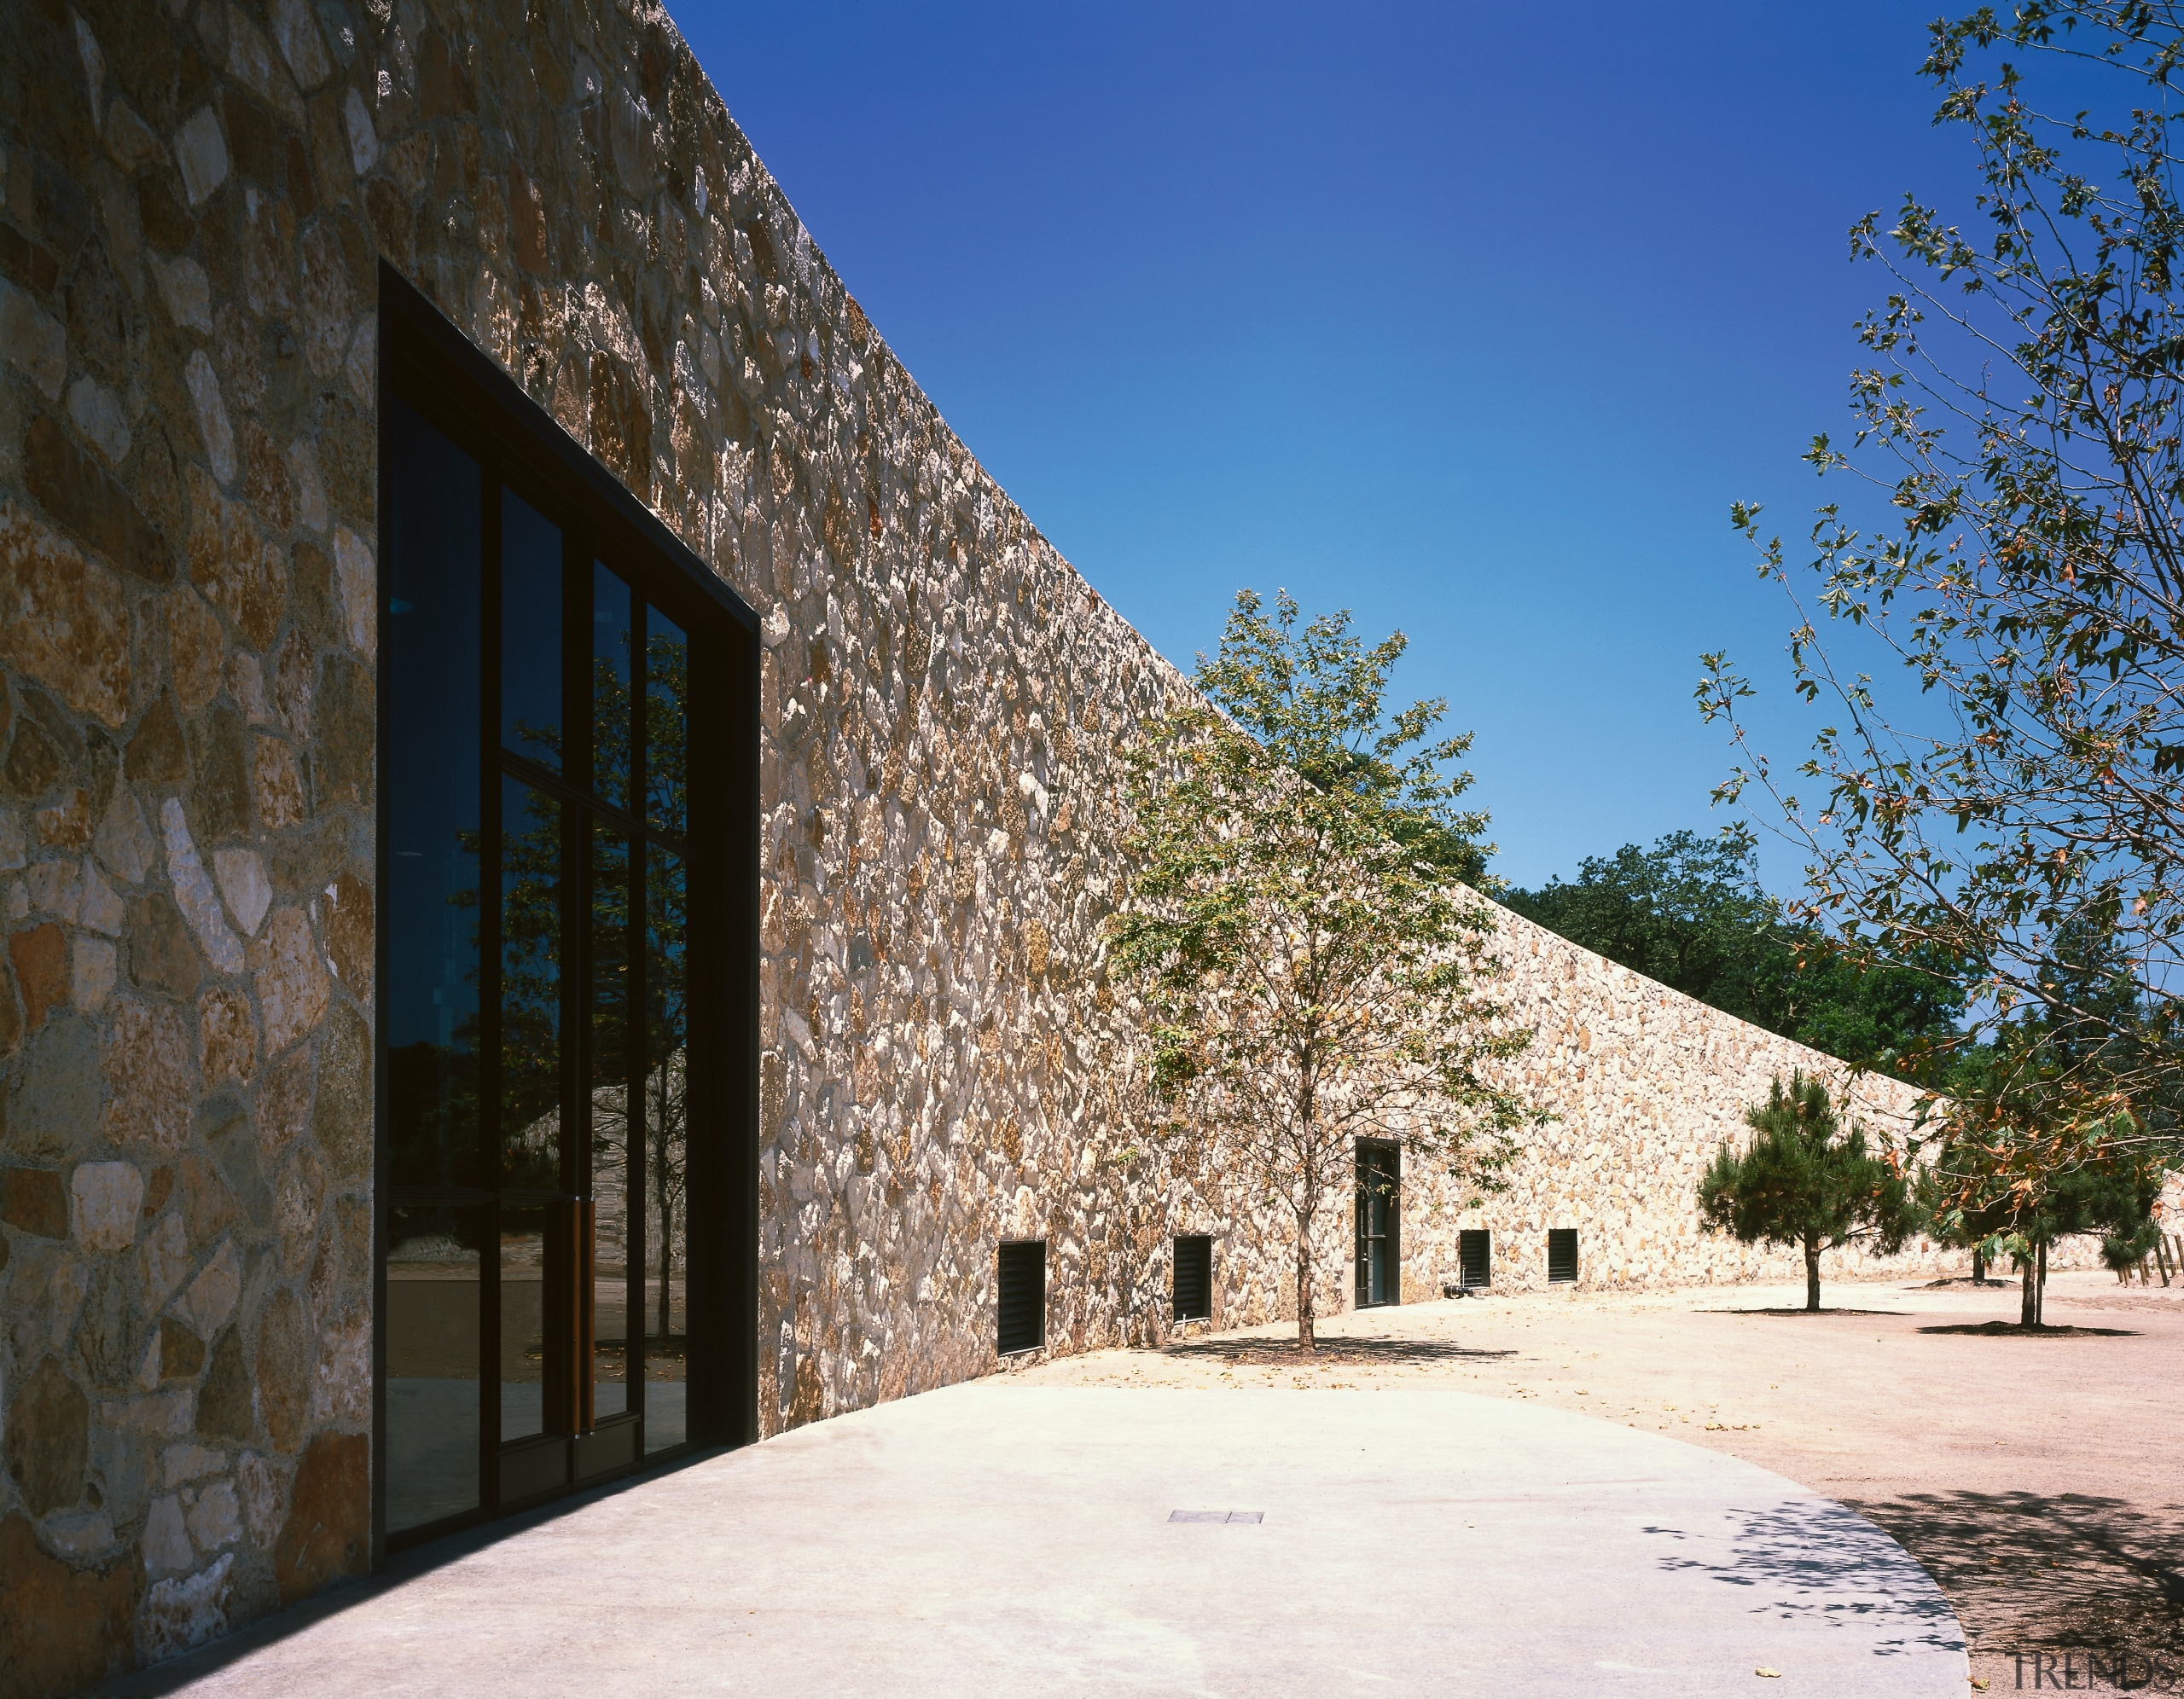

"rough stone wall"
[1391, 908, 2105, 1299]
[1, 0, 380, 1686]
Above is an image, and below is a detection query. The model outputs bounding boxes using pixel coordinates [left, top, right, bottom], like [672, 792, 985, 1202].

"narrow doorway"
[1355, 1141, 1401, 1308]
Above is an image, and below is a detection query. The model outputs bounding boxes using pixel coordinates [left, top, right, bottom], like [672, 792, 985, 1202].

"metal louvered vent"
[1173, 1235, 1212, 1322]
[997, 1239, 1046, 1355]
[1548, 1227, 1578, 1284]
[1459, 1229, 1491, 1290]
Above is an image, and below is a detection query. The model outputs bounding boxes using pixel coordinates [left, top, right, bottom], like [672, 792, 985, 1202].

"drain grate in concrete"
[1168, 1511, 1264, 1523]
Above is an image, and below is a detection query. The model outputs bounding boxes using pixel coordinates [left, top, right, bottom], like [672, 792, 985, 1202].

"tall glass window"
[382, 381, 722, 1542]
[384, 398, 484, 1532]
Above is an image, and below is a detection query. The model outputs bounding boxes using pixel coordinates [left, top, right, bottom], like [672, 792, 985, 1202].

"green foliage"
[1699, 1072, 1917, 1309]
[1921, 1076, 2163, 1318]
[1698, 3, 2184, 1186]
[2099, 1214, 2163, 1275]
[1108, 589, 1542, 1344]
[1506, 831, 1766, 1006]
[1914, 917, 2172, 1317]
[1919, 1004, 2166, 1279]
[1504, 829, 1966, 1068]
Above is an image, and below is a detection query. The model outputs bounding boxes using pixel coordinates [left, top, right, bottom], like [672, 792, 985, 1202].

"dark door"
[1355, 1142, 1401, 1308]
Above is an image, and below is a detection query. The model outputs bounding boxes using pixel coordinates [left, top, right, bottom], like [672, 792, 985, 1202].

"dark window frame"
[374, 266, 760, 1563]
[1458, 1228, 1492, 1291]
[996, 1238, 1047, 1356]
[1547, 1227, 1578, 1284]
[1172, 1233, 1213, 1324]
[1355, 1139, 1402, 1308]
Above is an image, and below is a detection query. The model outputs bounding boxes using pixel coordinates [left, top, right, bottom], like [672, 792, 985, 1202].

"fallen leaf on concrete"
[1756, 1667, 1781, 1679]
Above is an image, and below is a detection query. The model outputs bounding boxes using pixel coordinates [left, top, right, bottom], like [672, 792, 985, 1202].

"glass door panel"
[646, 608, 688, 840]
[383, 393, 486, 1536]
[641, 843, 688, 1453]
[386, 1204, 484, 1532]
[1357, 1145, 1398, 1308]
[590, 1185, 628, 1422]
[498, 778, 567, 1446]
[590, 564, 633, 811]
[384, 397, 481, 1194]
[589, 815, 638, 1435]
[501, 491, 564, 768]
[498, 1205, 548, 1441]
[498, 779, 565, 1180]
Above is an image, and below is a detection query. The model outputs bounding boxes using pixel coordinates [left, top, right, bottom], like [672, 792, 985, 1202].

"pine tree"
[1699, 1072, 1916, 1311]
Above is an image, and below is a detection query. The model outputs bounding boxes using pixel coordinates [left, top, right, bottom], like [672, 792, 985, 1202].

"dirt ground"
[1019, 1267, 2184, 1693]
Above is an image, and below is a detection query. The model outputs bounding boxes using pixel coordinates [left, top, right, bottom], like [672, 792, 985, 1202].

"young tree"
[1898, 902, 2175, 1318]
[1699, 1072, 1919, 1311]
[1922, 1022, 2164, 1325]
[1697, 4, 2184, 1187]
[1109, 590, 1540, 1351]
[1935, 1132, 2164, 1322]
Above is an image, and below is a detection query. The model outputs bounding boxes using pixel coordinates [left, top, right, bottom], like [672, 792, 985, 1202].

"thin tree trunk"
[1295, 1207, 1316, 1354]
[2036, 1239, 2047, 1327]
[658, 1193, 672, 1346]
[1972, 1249, 1987, 1284]
[1804, 1238, 1821, 1312]
[654, 1072, 672, 1348]
[2020, 1255, 2038, 1328]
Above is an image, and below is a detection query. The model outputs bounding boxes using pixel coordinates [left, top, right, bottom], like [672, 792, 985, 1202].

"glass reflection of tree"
[448, 622, 688, 1358]
[388, 1034, 477, 1192]
[590, 629, 689, 1355]
[497, 782, 563, 1192]
[448, 709, 566, 1192]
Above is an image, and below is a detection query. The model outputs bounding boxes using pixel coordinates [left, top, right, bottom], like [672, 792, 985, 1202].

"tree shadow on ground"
[1157, 1335, 1516, 1366]
[1916, 1320, 2139, 1337]
[1647, 1495, 1965, 1658]
[1695, 1308, 1910, 1317]
[1838, 1489, 2184, 1676]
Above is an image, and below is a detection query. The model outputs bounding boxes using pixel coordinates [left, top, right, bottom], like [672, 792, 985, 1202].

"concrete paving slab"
[106, 1386, 1966, 1697]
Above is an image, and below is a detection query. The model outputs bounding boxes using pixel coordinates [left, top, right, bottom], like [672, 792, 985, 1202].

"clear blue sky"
[679, 2, 1966, 890]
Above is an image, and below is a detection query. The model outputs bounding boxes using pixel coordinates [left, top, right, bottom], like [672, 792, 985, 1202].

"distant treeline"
[1499, 831, 1963, 1070]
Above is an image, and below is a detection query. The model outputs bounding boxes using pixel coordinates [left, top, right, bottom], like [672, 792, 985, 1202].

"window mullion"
[479, 449, 505, 1508]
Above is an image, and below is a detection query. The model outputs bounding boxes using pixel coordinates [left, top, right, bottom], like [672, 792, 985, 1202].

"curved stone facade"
[0, 0, 2141, 1690]
[1397, 909, 2106, 1299]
